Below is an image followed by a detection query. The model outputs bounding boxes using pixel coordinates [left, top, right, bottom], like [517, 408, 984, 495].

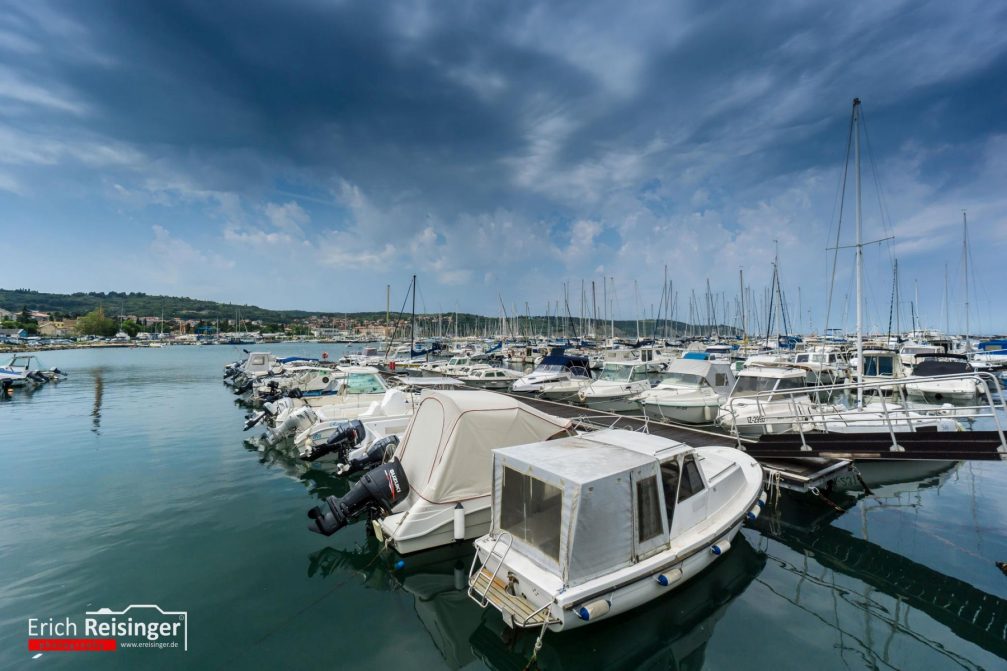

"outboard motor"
[336, 435, 399, 476]
[301, 420, 366, 462]
[307, 458, 410, 535]
[234, 379, 254, 395]
[243, 407, 272, 431]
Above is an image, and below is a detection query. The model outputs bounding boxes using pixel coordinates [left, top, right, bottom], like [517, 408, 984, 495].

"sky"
[1, 0, 1006, 332]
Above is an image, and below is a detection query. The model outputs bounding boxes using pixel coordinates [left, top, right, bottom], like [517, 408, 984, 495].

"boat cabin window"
[629, 369, 654, 383]
[599, 364, 632, 382]
[775, 377, 806, 392]
[677, 455, 705, 502]
[732, 375, 777, 396]
[636, 476, 663, 543]
[499, 468, 562, 561]
[864, 356, 894, 376]
[662, 372, 705, 387]
[661, 461, 680, 524]
[795, 354, 809, 363]
[569, 366, 590, 379]
[713, 373, 727, 387]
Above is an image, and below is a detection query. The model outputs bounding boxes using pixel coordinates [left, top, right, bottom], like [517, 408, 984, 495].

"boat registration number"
[746, 416, 766, 424]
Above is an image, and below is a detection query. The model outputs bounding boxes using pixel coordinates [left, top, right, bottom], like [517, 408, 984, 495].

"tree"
[76, 307, 118, 337]
[121, 320, 141, 338]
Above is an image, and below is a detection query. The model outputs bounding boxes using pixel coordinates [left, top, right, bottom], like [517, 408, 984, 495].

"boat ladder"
[467, 531, 513, 608]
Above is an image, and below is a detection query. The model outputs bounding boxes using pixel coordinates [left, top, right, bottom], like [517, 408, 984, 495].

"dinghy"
[467, 429, 764, 631]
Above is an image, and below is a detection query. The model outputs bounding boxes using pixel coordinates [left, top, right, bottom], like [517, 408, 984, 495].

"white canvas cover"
[667, 358, 732, 387]
[493, 431, 677, 586]
[395, 391, 572, 505]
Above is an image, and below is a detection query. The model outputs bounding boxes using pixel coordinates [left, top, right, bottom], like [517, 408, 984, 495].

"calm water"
[1, 345, 1006, 670]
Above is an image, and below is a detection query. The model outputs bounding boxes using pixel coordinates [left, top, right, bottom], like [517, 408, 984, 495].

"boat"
[849, 349, 907, 396]
[467, 429, 764, 631]
[635, 355, 736, 424]
[537, 364, 594, 402]
[716, 364, 816, 436]
[457, 366, 524, 390]
[306, 390, 573, 555]
[904, 354, 985, 404]
[577, 360, 665, 413]
[511, 350, 593, 394]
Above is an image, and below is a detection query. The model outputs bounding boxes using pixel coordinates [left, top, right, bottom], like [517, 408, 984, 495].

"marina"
[2, 342, 1005, 669]
[3, 3, 1007, 669]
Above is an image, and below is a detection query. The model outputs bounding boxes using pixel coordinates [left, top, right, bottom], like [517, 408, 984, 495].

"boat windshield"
[8, 356, 39, 370]
[344, 373, 386, 394]
[598, 364, 633, 382]
[661, 372, 705, 388]
[534, 364, 566, 374]
[864, 356, 894, 377]
[732, 375, 780, 397]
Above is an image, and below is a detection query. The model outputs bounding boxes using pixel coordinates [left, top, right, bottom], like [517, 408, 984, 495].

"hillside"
[0, 288, 734, 338]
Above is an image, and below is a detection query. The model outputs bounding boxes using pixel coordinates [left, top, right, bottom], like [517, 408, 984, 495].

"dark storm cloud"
[2, 0, 1006, 324]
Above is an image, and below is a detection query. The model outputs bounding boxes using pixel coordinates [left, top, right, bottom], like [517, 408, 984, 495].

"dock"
[492, 391, 858, 494]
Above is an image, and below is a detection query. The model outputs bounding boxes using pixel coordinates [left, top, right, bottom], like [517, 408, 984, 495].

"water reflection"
[754, 465, 1007, 665]
[307, 535, 766, 671]
[91, 368, 104, 434]
[243, 438, 352, 500]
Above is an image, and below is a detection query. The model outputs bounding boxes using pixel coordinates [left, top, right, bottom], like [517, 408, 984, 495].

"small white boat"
[457, 366, 524, 390]
[636, 355, 736, 424]
[904, 354, 984, 404]
[716, 365, 816, 436]
[577, 360, 665, 412]
[511, 352, 592, 394]
[467, 429, 764, 631]
[537, 365, 594, 402]
[850, 349, 907, 395]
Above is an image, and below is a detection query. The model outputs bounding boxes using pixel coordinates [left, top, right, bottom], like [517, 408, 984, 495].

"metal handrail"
[467, 531, 514, 608]
[719, 371, 1007, 454]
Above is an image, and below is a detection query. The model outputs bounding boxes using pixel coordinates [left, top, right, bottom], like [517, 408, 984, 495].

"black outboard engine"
[307, 458, 410, 536]
[233, 379, 253, 395]
[301, 420, 365, 462]
[337, 435, 400, 476]
[243, 406, 273, 431]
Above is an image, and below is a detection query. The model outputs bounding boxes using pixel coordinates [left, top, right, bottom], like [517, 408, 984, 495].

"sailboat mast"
[410, 274, 416, 355]
[853, 98, 864, 409]
[739, 269, 747, 343]
[963, 210, 970, 352]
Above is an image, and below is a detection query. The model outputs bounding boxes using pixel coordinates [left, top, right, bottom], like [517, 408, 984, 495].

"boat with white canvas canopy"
[306, 390, 573, 555]
[467, 429, 764, 632]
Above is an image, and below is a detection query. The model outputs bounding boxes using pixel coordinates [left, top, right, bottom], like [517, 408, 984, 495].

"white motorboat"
[578, 360, 665, 412]
[537, 365, 594, 402]
[457, 366, 524, 390]
[849, 349, 907, 395]
[0, 354, 64, 388]
[306, 390, 573, 555]
[791, 348, 847, 385]
[716, 365, 817, 436]
[635, 355, 736, 424]
[904, 354, 985, 404]
[511, 351, 592, 394]
[467, 429, 764, 631]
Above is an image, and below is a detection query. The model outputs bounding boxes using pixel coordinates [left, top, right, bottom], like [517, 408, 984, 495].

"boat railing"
[721, 371, 1007, 455]
[467, 530, 514, 608]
